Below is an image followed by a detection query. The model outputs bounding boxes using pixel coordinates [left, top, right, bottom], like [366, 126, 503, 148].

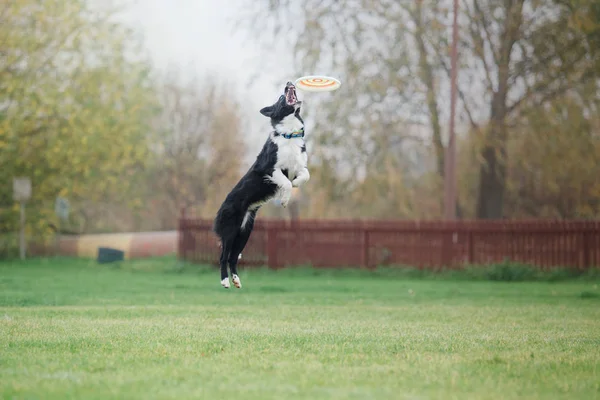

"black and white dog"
[213, 82, 310, 288]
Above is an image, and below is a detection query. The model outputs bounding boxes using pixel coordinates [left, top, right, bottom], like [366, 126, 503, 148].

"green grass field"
[1, 258, 599, 400]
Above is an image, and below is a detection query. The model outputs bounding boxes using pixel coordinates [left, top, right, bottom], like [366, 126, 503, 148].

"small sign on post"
[13, 177, 32, 260]
[13, 178, 32, 202]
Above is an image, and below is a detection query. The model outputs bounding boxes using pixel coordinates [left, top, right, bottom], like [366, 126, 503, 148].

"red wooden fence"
[178, 218, 600, 270]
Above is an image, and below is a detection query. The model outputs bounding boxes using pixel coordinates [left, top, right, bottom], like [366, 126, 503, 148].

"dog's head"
[260, 82, 303, 127]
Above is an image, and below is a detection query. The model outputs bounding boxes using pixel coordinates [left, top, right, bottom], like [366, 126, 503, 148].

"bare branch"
[507, 38, 591, 115]
[464, 0, 495, 91]
[508, 67, 595, 115]
[473, 0, 500, 67]
[510, 36, 584, 86]
[428, 31, 480, 132]
[438, 54, 480, 132]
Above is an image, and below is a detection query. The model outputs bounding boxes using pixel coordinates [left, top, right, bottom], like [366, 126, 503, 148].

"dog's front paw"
[279, 181, 293, 207]
[292, 169, 309, 187]
[280, 191, 291, 208]
[292, 178, 307, 188]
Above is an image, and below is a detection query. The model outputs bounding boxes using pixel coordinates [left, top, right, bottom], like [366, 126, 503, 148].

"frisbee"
[294, 75, 341, 92]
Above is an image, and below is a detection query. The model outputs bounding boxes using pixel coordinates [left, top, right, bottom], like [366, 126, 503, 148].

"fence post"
[267, 224, 279, 269]
[583, 231, 590, 270]
[467, 231, 474, 265]
[177, 209, 184, 260]
[441, 226, 452, 268]
[362, 228, 370, 269]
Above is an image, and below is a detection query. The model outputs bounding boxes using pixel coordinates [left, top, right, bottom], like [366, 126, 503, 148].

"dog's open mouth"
[285, 83, 297, 106]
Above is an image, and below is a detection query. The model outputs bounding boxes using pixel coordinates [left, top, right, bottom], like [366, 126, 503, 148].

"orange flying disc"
[294, 75, 341, 92]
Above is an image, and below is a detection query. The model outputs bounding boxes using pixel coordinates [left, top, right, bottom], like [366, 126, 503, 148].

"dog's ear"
[260, 105, 274, 117]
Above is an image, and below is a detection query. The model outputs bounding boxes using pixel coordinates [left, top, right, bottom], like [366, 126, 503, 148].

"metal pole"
[19, 201, 26, 260]
[444, 0, 459, 220]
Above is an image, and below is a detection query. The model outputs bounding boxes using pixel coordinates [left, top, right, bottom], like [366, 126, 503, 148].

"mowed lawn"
[1, 258, 599, 400]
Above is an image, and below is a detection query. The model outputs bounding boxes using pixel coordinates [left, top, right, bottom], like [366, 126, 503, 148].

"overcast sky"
[124, 0, 296, 153]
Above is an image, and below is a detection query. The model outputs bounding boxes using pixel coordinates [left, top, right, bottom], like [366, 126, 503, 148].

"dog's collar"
[279, 128, 304, 139]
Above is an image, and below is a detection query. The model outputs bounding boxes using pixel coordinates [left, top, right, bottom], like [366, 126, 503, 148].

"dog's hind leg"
[219, 239, 232, 288]
[228, 210, 257, 289]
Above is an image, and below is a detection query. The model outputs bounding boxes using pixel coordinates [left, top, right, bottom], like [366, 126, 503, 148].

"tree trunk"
[476, 119, 507, 219]
[476, 0, 524, 219]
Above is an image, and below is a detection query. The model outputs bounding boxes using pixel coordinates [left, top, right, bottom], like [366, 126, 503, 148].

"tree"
[141, 71, 243, 229]
[240, 0, 600, 219]
[0, 0, 159, 241]
[505, 97, 600, 218]
[239, 0, 450, 217]
[461, 0, 600, 218]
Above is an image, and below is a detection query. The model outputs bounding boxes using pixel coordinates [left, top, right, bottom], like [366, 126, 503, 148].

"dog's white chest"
[274, 138, 305, 174]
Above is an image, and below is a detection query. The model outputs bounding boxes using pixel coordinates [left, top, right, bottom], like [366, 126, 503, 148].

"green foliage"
[580, 290, 600, 299]
[480, 262, 540, 282]
[0, 0, 159, 240]
[0, 233, 18, 259]
[240, 261, 600, 282]
[461, 262, 599, 282]
[507, 97, 600, 218]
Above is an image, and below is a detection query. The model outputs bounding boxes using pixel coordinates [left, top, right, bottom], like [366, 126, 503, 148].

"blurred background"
[1, 0, 599, 258]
